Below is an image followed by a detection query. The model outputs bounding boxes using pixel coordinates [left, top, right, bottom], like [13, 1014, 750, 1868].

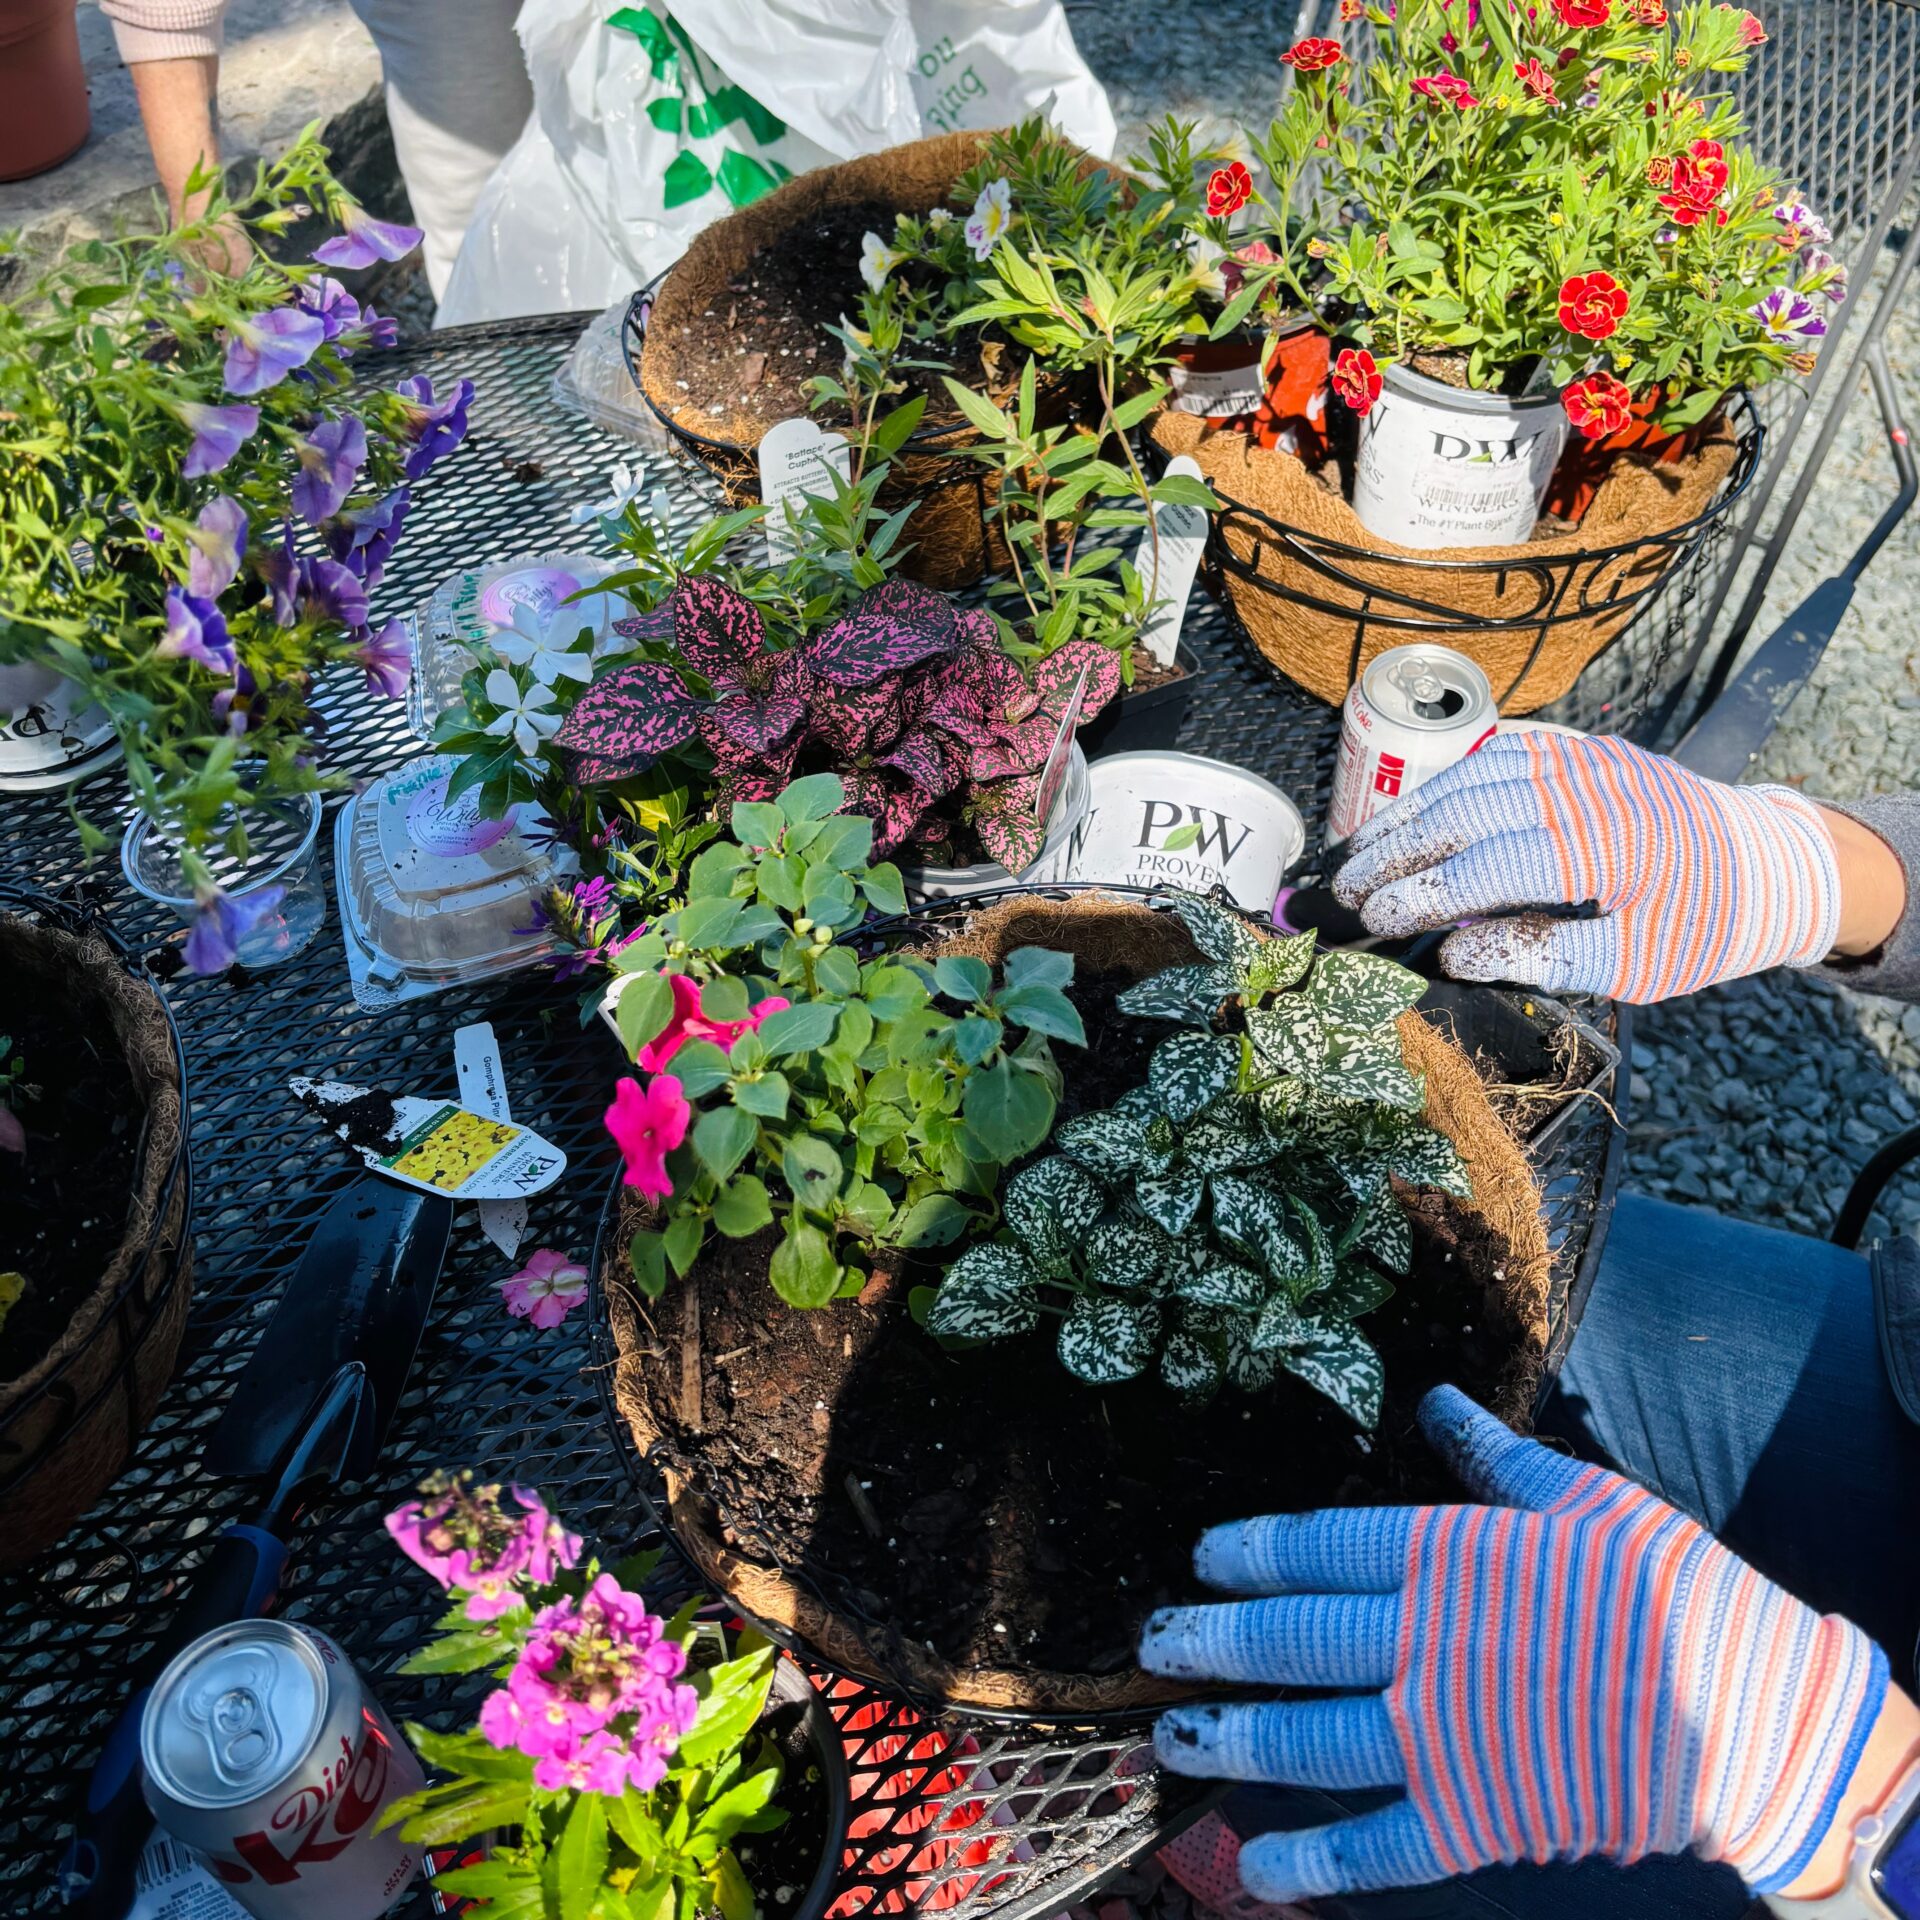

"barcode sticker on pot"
[129, 1832, 248, 1919]
[1135, 455, 1210, 667]
[758, 418, 853, 562]
[1168, 356, 1265, 417]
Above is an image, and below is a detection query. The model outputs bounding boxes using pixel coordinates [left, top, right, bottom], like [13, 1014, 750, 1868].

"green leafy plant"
[0, 1036, 32, 1158]
[924, 895, 1473, 1428]
[604, 771, 1085, 1307]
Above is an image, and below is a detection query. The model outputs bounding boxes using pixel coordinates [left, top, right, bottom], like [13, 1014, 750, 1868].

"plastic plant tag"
[1033, 658, 1092, 823]
[758, 417, 852, 562]
[1135, 455, 1209, 668]
[454, 1022, 527, 1258]
[290, 1077, 567, 1200]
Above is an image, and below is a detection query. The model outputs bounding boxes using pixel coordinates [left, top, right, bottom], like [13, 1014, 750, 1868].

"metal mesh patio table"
[0, 313, 1624, 1918]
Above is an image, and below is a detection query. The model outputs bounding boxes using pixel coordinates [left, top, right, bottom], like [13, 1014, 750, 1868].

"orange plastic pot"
[1251, 319, 1333, 464]
[1167, 320, 1332, 463]
[0, 0, 88, 183]
[1545, 384, 1715, 524]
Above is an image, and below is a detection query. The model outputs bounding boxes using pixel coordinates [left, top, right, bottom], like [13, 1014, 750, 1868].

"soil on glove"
[672, 200, 992, 434]
[635, 977, 1534, 1686]
[732, 1687, 833, 1914]
[0, 987, 141, 1380]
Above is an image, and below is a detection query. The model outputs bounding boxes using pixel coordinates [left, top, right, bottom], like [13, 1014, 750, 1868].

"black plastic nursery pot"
[0, 886, 193, 1571]
[594, 887, 1559, 1720]
[1075, 640, 1203, 762]
[753, 1657, 853, 1920]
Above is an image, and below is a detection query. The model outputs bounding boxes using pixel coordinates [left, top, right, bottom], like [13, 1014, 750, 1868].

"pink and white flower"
[498, 1248, 590, 1330]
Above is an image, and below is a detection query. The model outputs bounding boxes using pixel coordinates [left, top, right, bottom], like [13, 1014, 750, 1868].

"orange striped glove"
[1332, 734, 1840, 1004]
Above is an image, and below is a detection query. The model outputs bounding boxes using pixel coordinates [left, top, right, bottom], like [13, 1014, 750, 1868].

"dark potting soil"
[733, 1687, 834, 1915]
[1471, 1020, 1612, 1145]
[675, 200, 991, 435]
[641, 977, 1531, 1684]
[0, 983, 142, 1381]
[1121, 651, 1190, 698]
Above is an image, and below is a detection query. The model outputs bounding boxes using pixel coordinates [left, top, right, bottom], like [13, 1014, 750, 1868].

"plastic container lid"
[407, 551, 633, 741]
[336, 754, 578, 1006]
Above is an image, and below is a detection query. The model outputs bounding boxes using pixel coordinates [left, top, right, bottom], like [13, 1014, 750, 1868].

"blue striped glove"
[1331, 732, 1841, 1004]
[1140, 1386, 1886, 1906]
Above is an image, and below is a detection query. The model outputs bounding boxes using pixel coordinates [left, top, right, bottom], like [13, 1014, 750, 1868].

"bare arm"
[126, 55, 222, 227]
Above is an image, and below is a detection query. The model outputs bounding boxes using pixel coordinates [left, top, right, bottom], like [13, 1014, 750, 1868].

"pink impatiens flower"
[499, 1248, 590, 1330]
[634, 973, 792, 1072]
[606, 1074, 691, 1198]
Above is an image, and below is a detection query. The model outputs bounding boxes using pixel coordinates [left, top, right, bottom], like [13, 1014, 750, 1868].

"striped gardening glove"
[1332, 732, 1841, 1004]
[1140, 1385, 1887, 1907]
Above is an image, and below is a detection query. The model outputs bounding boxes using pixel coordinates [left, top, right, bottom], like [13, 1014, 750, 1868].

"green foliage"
[615, 773, 1084, 1307]
[924, 893, 1472, 1428]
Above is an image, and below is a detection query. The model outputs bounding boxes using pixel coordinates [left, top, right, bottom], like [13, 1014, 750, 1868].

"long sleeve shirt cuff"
[100, 0, 229, 64]
[1813, 793, 1920, 1002]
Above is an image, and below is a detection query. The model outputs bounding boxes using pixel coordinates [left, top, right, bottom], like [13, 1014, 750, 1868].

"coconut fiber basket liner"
[0, 905, 191, 1570]
[638, 131, 1084, 593]
[1153, 396, 1758, 714]
[602, 894, 1550, 1716]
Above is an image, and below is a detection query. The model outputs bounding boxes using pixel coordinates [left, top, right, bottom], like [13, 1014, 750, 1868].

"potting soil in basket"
[607, 898, 1551, 1713]
[1152, 408, 1739, 714]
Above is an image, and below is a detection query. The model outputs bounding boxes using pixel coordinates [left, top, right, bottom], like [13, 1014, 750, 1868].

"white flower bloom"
[492, 603, 594, 687]
[927, 206, 953, 229]
[569, 461, 647, 527]
[859, 229, 906, 293]
[964, 178, 1014, 261]
[481, 666, 560, 758]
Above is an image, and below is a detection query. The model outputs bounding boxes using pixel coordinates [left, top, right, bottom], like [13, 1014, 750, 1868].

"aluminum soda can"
[141, 1618, 425, 1919]
[1326, 643, 1497, 845]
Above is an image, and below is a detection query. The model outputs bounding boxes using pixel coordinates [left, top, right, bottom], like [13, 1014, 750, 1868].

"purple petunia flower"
[1750, 285, 1829, 343]
[221, 304, 327, 397]
[300, 276, 362, 343]
[312, 202, 423, 272]
[298, 556, 369, 630]
[393, 375, 475, 480]
[356, 307, 400, 350]
[176, 400, 259, 478]
[326, 486, 409, 589]
[157, 587, 236, 676]
[184, 883, 287, 975]
[212, 663, 261, 737]
[291, 413, 368, 526]
[356, 618, 411, 698]
[257, 521, 299, 627]
[187, 495, 249, 601]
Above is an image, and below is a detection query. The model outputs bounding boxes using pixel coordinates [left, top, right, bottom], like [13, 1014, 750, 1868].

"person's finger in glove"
[1139, 1383, 1887, 1908]
[1330, 731, 1840, 1003]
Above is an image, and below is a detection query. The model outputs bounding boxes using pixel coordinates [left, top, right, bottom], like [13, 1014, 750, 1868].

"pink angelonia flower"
[499, 1247, 590, 1330]
[385, 1472, 579, 1619]
[606, 1074, 691, 1198]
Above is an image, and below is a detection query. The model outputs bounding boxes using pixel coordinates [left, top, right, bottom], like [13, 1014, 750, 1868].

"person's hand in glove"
[1140, 1385, 1912, 1908]
[1332, 731, 1902, 1003]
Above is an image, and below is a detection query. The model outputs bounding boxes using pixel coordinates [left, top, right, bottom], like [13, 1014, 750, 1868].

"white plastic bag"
[436, 0, 1115, 327]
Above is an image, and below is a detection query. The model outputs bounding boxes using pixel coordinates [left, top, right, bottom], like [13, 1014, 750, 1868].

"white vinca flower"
[492, 603, 593, 687]
[964, 178, 1014, 261]
[859, 229, 906, 293]
[481, 666, 560, 758]
[569, 461, 647, 527]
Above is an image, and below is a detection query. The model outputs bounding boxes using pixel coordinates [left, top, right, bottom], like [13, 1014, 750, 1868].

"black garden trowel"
[59, 1175, 453, 1917]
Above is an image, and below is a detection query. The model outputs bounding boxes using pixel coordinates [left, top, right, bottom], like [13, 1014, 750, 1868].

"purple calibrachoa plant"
[0, 128, 468, 970]
[555, 575, 1117, 870]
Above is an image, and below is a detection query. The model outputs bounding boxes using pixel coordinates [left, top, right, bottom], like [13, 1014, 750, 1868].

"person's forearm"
[127, 56, 223, 225]
[1776, 1683, 1920, 1899]
[1819, 806, 1908, 959]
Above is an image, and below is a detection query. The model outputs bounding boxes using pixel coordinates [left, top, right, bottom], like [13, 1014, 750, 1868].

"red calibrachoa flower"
[1553, 0, 1611, 24]
[1562, 371, 1634, 441]
[1630, 0, 1667, 20]
[1205, 161, 1253, 218]
[1557, 270, 1631, 340]
[1718, 3, 1767, 45]
[1279, 37, 1344, 72]
[1646, 155, 1676, 188]
[1332, 347, 1383, 414]
[1340, 0, 1364, 15]
[1411, 72, 1481, 109]
[1657, 138, 1731, 227]
[1514, 56, 1558, 102]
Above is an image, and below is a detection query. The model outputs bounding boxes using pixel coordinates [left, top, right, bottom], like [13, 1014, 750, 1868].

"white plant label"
[454, 1022, 527, 1258]
[1033, 659, 1092, 824]
[290, 1077, 567, 1201]
[1167, 353, 1265, 417]
[757, 418, 853, 562]
[1135, 454, 1209, 667]
[127, 1832, 249, 1920]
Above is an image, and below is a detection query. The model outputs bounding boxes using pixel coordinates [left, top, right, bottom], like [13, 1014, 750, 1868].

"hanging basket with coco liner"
[633, 131, 1094, 594]
[597, 888, 1552, 1718]
[1150, 391, 1761, 715]
[0, 889, 192, 1570]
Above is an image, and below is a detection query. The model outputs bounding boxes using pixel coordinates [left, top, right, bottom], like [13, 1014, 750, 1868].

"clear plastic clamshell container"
[335, 754, 578, 1008]
[406, 551, 634, 740]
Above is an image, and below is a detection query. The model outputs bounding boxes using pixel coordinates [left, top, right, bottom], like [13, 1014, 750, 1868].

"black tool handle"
[57, 1524, 288, 1915]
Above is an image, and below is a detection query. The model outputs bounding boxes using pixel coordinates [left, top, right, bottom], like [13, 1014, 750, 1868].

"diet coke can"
[140, 1618, 425, 1918]
[1326, 643, 1497, 846]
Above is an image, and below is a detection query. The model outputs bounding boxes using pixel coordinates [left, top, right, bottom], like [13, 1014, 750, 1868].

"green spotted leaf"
[1318, 1026, 1425, 1111]
[1147, 1031, 1241, 1124]
[1174, 1257, 1266, 1313]
[1086, 1214, 1175, 1291]
[1160, 1330, 1222, 1400]
[1317, 1260, 1396, 1320]
[1388, 1125, 1474, 1198]
[1349, 1194, 1412, 1274]
[1246, 1000, 1324, 1079]
[1182, 1098, 1274, 1173]
[1212, 1175, 1303, 1286]
[1223, 1328, 1280, 1392]
[1116, 963, 1240, 1026]
[1282, 1320, 1386, 1428]
[1167, 893, 1265, 966]
[1004, 1156, 1106, 1271]
[1057, 1295, 1160, 1384]
[1304, 949, 1427, 1030]
[1250, 1290, 1313, 1352]
[1245, 929, 1317, 996]
[1134, 1171, 1204, 1237]
[1056, 1105, 1164, 1181]
[927, 1244, 1044, 1340]
[1286, 1195, 1338, 1298]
